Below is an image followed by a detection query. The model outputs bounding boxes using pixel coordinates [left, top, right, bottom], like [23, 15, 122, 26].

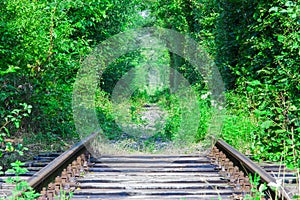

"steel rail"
[22, 133, 294, 199]
[216, 139, 292, 200]
[27, 132, 97, 190]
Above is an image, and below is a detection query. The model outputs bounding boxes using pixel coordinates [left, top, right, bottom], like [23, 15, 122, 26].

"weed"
[243, 174, 267, 200]
[54, 190, 73, 200]
[1, 161, 40, 200]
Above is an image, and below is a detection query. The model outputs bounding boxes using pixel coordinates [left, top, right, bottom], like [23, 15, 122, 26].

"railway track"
[0, 133, 298, 200]
[0, 152, 61, 198]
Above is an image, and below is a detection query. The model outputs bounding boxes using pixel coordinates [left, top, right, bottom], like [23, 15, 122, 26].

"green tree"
[0, 0, 139, 139]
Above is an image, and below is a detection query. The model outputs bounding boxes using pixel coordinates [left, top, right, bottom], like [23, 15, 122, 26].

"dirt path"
[92, 102, 204, 155]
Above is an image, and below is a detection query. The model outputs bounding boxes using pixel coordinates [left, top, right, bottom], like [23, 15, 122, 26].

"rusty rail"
[21, 134, 295, 200]
[214, 139, 292, 200]
[27, 132, 96, 191]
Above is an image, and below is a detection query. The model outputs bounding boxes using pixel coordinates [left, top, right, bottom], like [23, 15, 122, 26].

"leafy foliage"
[0, 0, 141, 197]
[0, 0, 138, 138]
[214, 0, 299, 166]
[149, 0, 300, 167]
[3, 161, 40, 200]
[0, 0, 299, 176]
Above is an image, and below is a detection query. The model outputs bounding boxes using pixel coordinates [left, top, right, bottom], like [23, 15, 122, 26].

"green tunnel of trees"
[1, 0, 299, 167]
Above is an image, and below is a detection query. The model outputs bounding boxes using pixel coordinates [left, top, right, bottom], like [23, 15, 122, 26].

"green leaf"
[289, 105, 297, 111]
[257, 69, 272, 75]
[261, 120, 273, 129]
[3, 127, 9, 135]
[5, 142, 14, 152]
[0, 65, 20, 75]
[246, 86, 254, 93]
[285, 1, 294, 7]
[274, 129, 286, 134]
[6, 169, 15, 174]
[5, 177, 15, 184]
[11, 160, 25, 167]
[279, 9, 288, 13]
[14, 121, 20, 129]
[269, 7, 278, 12]
[278, 35, 285, 42]
[248, 80, 261, 86]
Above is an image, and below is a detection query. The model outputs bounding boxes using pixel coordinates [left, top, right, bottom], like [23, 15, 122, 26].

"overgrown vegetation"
[0, 161, 40, 200]
[0, 0, 138, 144]
[149, 0, 299, 169]
[0, 1, 299, 198]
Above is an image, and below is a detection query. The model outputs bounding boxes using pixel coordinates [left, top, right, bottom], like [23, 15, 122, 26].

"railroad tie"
[6, 134, 294, 200]
[70, 154, 242, 200]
